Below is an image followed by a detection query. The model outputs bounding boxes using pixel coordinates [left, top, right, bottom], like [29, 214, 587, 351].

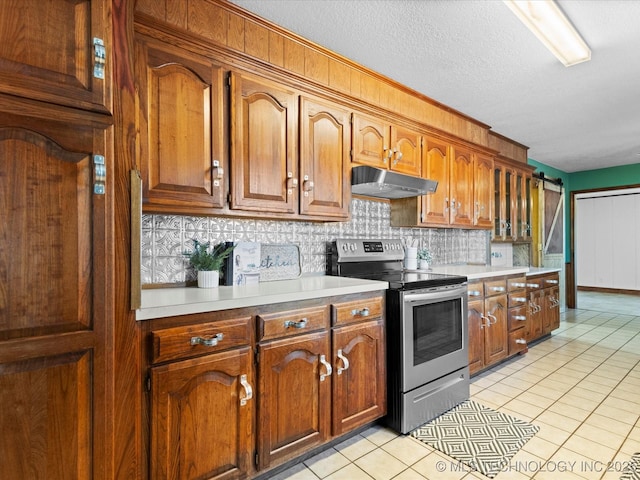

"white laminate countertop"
[136, 276, 389, 321]
[429, 265, 561, 280]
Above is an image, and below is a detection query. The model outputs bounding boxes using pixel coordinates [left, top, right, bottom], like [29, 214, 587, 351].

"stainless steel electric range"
[330, 239, 470, 434]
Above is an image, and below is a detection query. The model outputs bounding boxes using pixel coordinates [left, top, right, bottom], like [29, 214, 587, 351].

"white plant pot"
[419, 259, 430, 270]
[197, 270, 219, 288]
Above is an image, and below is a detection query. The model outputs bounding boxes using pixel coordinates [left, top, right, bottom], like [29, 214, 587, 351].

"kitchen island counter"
[136, 275, 388, 320]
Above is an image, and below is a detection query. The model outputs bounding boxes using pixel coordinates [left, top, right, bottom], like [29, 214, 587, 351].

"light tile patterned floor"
[273, 291, 640, 480]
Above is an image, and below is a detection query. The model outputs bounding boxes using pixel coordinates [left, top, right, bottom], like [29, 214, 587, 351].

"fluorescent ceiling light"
[504, 0, 591, 66]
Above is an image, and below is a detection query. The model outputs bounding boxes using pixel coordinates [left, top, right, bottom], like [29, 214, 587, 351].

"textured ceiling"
[229, 0, 640, 173]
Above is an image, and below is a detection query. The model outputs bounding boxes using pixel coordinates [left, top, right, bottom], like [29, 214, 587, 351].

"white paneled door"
[576, 190, 640, 291]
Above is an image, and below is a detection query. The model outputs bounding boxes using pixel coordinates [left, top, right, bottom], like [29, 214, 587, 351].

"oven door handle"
[403, 287, 467, 303]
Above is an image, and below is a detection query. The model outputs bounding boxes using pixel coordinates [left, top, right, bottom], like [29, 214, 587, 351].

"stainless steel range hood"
[351, 165, 437, 199]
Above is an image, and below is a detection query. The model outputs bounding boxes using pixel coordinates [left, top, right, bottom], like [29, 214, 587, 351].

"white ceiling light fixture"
[504, 0, 591, 66]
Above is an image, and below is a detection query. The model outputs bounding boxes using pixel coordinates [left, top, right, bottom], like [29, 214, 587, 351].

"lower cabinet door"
[257, 331, 331, 470]
[467, 299, 486, 375]
[483, 295, 508, 366]
[332, 319, 386, 436]
[150, 347, 254, 480]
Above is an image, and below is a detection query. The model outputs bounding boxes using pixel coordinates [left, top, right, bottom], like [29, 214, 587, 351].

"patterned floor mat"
[621, 452, 640, 480]
[410, 400, 539, 478]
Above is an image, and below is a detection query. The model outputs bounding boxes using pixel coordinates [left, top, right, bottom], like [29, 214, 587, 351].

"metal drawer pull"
[514, 315, 526, 321]
[527, 283, 540, 288]
[480, 315, 490, 328]
[319, 355, 332, 381]
[546, 279, 559, 284]
[190, 333, 223, 347]
[491, 286, 506, 292]
[239, 374, 253, 406]
[487, 314, 498, 325]
[284, 318, 308, 329]
[468, 290, 482, 297]
[336, 349, 350, 375]
[511, 282, 527, 288]
[513, 297, 527, 303]
[351, 307, 370, 317]
[515, 338, 527, 345]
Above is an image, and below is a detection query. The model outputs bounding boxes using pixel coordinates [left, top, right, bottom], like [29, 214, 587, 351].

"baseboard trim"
[577, 286, 640, 296]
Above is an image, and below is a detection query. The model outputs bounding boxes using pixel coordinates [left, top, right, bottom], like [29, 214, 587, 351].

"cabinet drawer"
[467, 281, 484, 300]
[542, 274, 560, 288]
[508, 330, 528, 355]
[508, 292, 528, 308]
[258, 305, 329, 341]
[526, 277, 543, 290]
[507, 276, 527, 292]
[484, 278, 507, 297]
[508, 306, 527, 331]
[151, 316, 253, 364]
[332, 296, 383, 326]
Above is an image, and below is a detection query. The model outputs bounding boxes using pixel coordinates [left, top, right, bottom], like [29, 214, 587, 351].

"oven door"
[401, 283, 468, 392]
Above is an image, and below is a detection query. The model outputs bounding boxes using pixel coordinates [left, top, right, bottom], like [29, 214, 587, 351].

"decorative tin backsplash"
[141, 198, 490, 285]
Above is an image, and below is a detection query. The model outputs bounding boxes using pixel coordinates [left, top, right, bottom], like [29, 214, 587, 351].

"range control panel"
[334, 239, 405, 262]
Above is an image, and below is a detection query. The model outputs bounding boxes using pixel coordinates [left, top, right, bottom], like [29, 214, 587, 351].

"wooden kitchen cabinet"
[136, 36, 226, 213]
[390, 137, 494, 229]
[230, 73, 349, 219]
[299, 96, 351, 218]
[0, 0, 112, 113]
[474, 152, 494, 229]
[331, 297, 386, 436]
[352, 113, 422, 176]
[256, 305, 332, 470]
[449, 144, 475, 227]
[506, 276, 528, 355]
[526, 272, 560, 342]
[150, 348, 255, 480]
[230, 71, 298, 214]
[0, 99, 113, 479]
[149, 316, 255, 480]
[467, 278, 508, 375]
[493, 157, 535, 241]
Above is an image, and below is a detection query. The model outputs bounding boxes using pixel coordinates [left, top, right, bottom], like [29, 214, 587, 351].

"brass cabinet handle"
[319, 354, 332, 381]
[284, 318, 308, 329]
[351, 307, 370, 317]
[336, 349, 350, 375]
[239, 374, 253, 406]
[190, 333, 223, 347]
[514, 315, 527, 321]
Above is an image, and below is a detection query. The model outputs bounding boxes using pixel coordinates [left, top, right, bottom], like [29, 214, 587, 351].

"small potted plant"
[417, 248, 432, 270]
[185, 239, 235, 288]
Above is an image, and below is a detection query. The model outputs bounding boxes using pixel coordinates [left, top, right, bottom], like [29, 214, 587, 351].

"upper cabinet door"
[0, 0, 111, 113]
[390, 125, 422, 176]
[299, 97, 350, 219]
[449, 145, 474, 227]
[230, 72, 297, 214]
[0, 101, 112, 479]
[474, 153, 494, 228]
[136, 38, 225, 212]
[422, 135, 450, 226]
[352, 113, 390, 169]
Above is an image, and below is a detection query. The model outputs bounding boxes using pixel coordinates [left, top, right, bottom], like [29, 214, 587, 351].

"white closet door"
[612, 194, 637, 289]
[593, 196, 614, 288]
[576, 197, 596, 287]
